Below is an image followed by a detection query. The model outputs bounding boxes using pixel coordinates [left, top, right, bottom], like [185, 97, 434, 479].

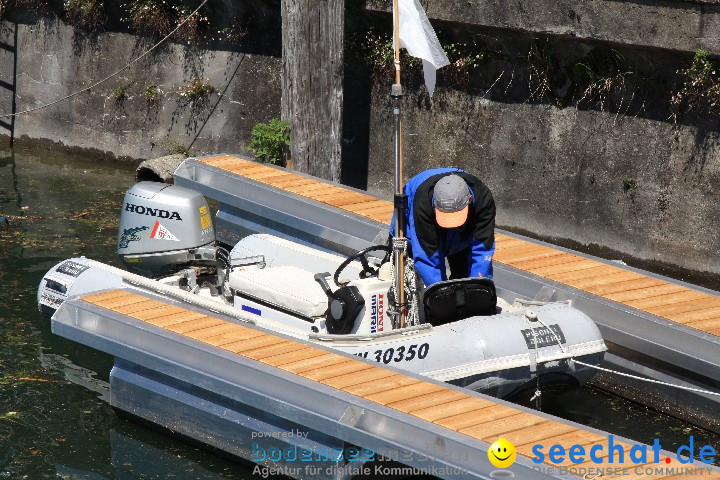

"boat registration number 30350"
[355, 343, 430, 364]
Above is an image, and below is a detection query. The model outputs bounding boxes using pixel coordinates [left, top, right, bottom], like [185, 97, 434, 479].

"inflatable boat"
[38, 181, 606, 402]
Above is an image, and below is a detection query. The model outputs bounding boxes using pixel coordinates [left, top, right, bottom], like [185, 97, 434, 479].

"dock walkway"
[192, 155, 720, 337]
[173, 154, 720, 433]
[60, 287, 716, 479]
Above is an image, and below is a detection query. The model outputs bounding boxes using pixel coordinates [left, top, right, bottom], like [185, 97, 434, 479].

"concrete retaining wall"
[365, 85, 720, 281]
[0, 15, 281, 160]
[2, 1, 719, 281]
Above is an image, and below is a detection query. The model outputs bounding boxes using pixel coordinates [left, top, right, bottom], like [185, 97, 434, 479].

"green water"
[0, 145, 250, 479]
[0, 144, 718, 479]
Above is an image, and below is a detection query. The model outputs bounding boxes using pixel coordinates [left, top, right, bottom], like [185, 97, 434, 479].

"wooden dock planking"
[344, 375, 423, 398]
[510, 253, 591, 271]
[461, 411, 546, 439]
[626, 290, 710, 310]
[147, 311, 209, 328]
[300, 359, 374, 382]
[364, 382, 447, 405]
[534, 260, 611, 278]
[281, 352, 349, 374]
[242, 340, 305, 360]
[494, 248, 566, 265]
[664, 307, 720, 324]
[185, 322, 243, 341]
[582, 276, 665, 296]
[81, 289, 714, 478]
[83, 290, 138, 304]
[321, 367, 397, 389]
[646, 297, 720, 317]
[260, 346, 326, 366]
[504, 421, 583, 447]
[514, 428, 604, 449]
[545, 265, 621, 283]
[411, 397, 499, 422]
[436, 406, 518, 431]
[386, 389, 469, 413]
[686, 317, 720, 331]
[112, 299, 170, 315]
[164, 315, 225, 334]
[603, 283, 688, 303]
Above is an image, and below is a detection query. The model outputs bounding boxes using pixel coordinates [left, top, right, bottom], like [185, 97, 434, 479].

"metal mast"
[392, 0, 407, 328]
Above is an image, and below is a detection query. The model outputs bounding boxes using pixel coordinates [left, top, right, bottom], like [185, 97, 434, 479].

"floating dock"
[52, 287, 720, 479]
[174, 155, 720, 433]
[48, 153, 720, 480]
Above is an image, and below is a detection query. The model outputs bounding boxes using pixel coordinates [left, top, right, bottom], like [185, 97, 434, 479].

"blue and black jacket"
[390, 168, 496, 286]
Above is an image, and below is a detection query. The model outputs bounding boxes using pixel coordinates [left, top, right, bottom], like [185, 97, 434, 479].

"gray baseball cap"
[434, 174, 471, 228]
[434, 174, 470, 212]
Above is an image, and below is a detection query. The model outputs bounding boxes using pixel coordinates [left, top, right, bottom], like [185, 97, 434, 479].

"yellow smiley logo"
[488, 438, 516, 469]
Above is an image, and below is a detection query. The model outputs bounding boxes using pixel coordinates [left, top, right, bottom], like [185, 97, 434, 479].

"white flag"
[394, 0, 450, 96]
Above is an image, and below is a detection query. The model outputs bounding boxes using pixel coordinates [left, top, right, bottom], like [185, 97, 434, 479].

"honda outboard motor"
[118, 182, 216, 277]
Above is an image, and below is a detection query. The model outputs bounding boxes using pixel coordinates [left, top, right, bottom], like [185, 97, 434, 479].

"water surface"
[0, 145, 251, 479]
[0, 144, 717, 479]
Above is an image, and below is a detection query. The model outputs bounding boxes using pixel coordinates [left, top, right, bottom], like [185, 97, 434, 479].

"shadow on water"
[0, 150, 21, 208]
[1, 143, 718, 478]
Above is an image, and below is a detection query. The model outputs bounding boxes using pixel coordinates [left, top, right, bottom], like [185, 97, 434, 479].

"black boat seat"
[422, 278, 497, 326]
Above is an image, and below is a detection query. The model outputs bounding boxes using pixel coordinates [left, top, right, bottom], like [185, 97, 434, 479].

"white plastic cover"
[230, 234, 363, 285]
[229, 266, 329, 318]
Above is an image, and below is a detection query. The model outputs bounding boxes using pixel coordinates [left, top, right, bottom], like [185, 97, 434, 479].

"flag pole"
[392, 0, 407, 328]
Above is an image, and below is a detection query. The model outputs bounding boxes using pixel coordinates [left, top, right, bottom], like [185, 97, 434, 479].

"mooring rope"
[526, 312, 543, 410]
[532, 314, 720, 398]
[389, 237, 420, 327]
[571, 359, 720, 397]
[0, 0, 209, 118]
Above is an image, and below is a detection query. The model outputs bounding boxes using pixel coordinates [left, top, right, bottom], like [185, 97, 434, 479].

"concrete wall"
[0, 11, 282, 160]
[358, 1, 720, 280]
[365, 86, 720, 280]
[367, 0, 720, 56]
[1, 1, 719, 281]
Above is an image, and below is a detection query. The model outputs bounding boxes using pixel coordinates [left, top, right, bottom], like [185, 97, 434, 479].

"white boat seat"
[229, 234, 364, 284]
[229, 265, 329, 318]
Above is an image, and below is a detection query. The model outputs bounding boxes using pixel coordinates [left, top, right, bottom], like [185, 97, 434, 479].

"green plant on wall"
[249, 119, 290, 166]
[64, 0, 105, 30]
[353, 30, 419, 76]
[352, 29, 486, 86]
[178, 78, 215, 102]
[527, 38, 566, 106]
[671, 49, 720, 121]
[570, 48, 629, 110]
[112, 84, 127, 106]
[123, 0, 208, 39]
[168, 143, 191, 156]
[2, 0, 50, 16]
[623, 177, 638, 204]
[144, 84, 159, 104]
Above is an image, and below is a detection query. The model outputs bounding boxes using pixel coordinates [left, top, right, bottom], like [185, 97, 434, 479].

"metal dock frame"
[52, 290, 584, 480]
[174, 156, 720, 432]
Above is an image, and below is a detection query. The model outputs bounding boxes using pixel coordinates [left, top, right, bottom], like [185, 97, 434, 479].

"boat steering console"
[332, 245, 392, 285]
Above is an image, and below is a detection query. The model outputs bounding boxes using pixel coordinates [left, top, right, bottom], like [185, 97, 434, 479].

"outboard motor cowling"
[118, 182, 215, 277]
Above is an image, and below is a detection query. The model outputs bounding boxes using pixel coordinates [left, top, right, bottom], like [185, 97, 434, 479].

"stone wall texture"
[1, 0, 719, 280]
[0, 5, 282, 160]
